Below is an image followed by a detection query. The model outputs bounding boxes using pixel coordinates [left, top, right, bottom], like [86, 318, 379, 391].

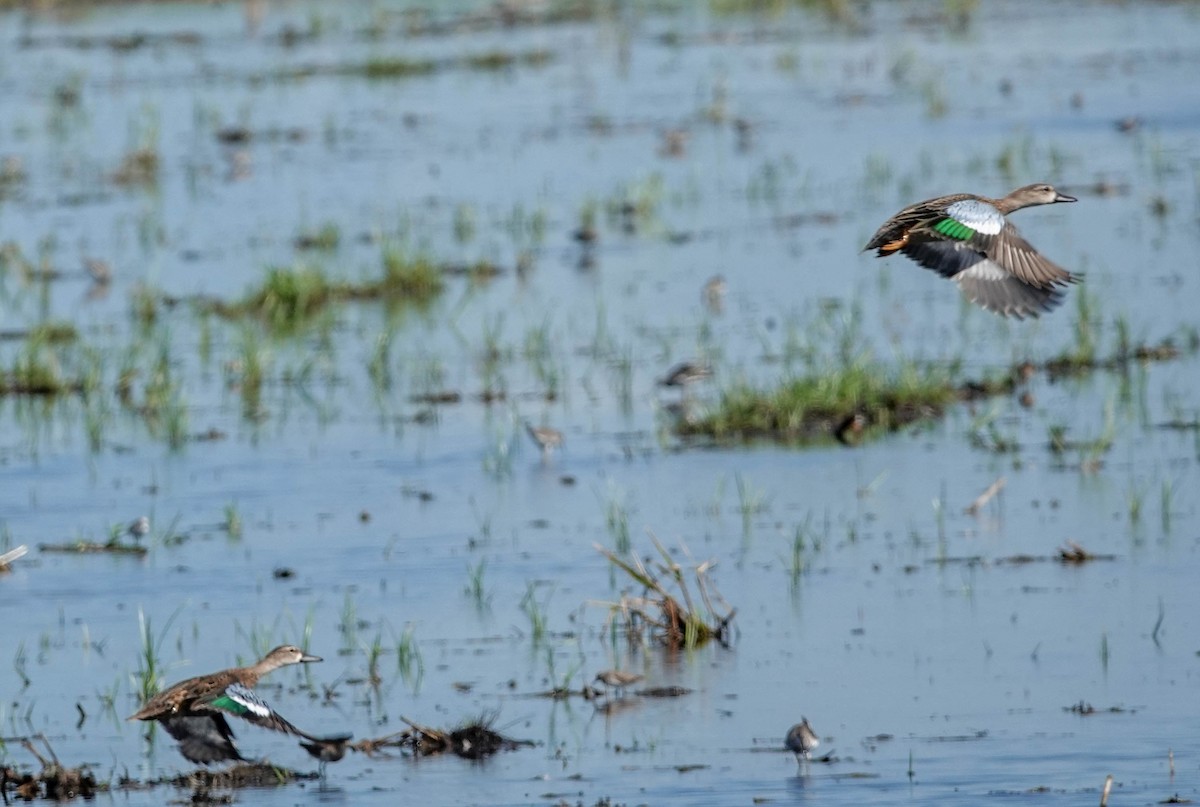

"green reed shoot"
[222, 502, 243, 539]
[464, 559, 490, 608]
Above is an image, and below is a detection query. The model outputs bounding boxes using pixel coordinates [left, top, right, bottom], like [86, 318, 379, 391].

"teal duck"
[785, 717, 819, 763]
[128, 644, 321, 764]
[864, 184, 1078, 318]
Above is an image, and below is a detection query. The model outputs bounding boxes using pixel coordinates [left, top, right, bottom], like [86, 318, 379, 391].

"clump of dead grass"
[594, 534, 736, 649]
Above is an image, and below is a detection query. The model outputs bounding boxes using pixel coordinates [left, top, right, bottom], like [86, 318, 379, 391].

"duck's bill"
[1054, 191, 1077, 203]
[300, 652, 323, 663]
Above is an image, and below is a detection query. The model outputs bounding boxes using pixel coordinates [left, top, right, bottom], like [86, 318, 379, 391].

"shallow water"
[2, 1, 1200, 805]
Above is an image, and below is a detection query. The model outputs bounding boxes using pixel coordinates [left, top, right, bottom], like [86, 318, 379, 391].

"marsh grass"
[294, 222, 340, 251]
[202, 247, 444, 332]
[222, 502, 243, 539]
[13, 640, 30, 689]
[1048, 400, 1116, 471]
[364, 632, 385, 686]
[678, 358, 960, 443]
[604, 491, 632, 554]
[1, 334, 90, 396]
[464, 559, 491, 609]
[394, 624, 423, 688]
[326, 48, 552, 81]
[734, 473, 768, 536]
[133, 606, 182, 707]
[520, 582, 552, 648]
[596, 534, 736, 650]
[339, 592, 360, 653]
[1161, 479, 1174, 533]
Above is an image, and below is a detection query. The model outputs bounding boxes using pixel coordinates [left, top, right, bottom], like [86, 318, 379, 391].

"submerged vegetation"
[677, 358, 965, 444]
[596, 536, 736, 650]
[199, 247, 448, 331]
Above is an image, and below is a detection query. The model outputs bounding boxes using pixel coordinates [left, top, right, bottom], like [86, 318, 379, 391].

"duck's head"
[261, 644, 322, 669]
[1005, 183, 1077, 211]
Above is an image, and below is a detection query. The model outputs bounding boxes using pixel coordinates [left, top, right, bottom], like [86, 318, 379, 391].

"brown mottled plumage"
[865, 183, 1079, 318]
[594, 669, 643, 695]
[128, 645, 321, 764]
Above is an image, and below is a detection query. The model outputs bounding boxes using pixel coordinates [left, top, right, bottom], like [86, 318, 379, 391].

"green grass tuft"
[678, 359, 959, 444]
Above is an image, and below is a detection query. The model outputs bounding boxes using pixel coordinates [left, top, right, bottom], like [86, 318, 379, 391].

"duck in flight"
[864, 183, 1079, 318]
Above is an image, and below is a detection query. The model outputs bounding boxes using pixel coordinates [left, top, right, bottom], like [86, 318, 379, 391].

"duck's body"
[128, 644, 321, 764]
[785, 717, 819, 763]
[864, 183, 1078, 318]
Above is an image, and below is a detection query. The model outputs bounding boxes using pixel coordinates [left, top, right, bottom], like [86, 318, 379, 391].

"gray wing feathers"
[954, 263, 1067, 319]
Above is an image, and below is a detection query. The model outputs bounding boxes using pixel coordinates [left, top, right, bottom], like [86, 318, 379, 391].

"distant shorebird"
[785, 718, 820, 764]
[702, 275, 726, 313]
[864, 183, 1078, 318]
[83, 258, 112, 286]
[659, 361, 713, 389]
[127, 516, 150, 543]
[525, 422, 564, 458]
[299, 732, 356, 778]
[128, 645, 322, 765]
[594, 669, 643, 696]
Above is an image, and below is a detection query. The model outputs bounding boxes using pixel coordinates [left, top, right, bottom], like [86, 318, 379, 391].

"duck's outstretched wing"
[901, 236, 1070, 319]
[205, 682, 310, 737]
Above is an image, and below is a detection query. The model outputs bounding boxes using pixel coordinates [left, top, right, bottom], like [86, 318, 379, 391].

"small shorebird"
[299, 732, 356, 778]
[83, 258, 112, 286]
[785, 718, 820, 764]
[127, 516, 150, 543]
[864, 183, 1078, 318]
[525, 422, 564, 458]
[129, 644, 321, 764]
[659, 361, 713, 388]
[702, 274, 727, 313]
[594, 669, 643, 696]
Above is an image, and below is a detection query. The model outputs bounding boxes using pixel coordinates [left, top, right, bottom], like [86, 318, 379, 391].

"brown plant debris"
[1064, 701, 1129, 716]
[0, 544, 28, 572]
[964, 476, 1005, 515]
[38, 538, 147, 557]
[634, 686, 693, 698]
[170, 763, 315, 789]
[398, 714, 534, 760]
[594, 534, 736, 649]
[1056, 541, 1115, 565]
[0, 735, 102, 801]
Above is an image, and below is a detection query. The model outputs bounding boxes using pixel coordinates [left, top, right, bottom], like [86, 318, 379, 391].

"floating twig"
[964, 476, 1005, 515]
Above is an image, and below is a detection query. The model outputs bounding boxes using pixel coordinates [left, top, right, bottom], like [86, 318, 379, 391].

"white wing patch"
[955, 261, 1009, 282]
[945, 199, 1004, 235]
[225, 683, 273, 718]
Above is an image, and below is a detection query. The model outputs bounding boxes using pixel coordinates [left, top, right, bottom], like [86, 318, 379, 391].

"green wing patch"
[932, 217, 975, 240]
[209, 694, 248, 715]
